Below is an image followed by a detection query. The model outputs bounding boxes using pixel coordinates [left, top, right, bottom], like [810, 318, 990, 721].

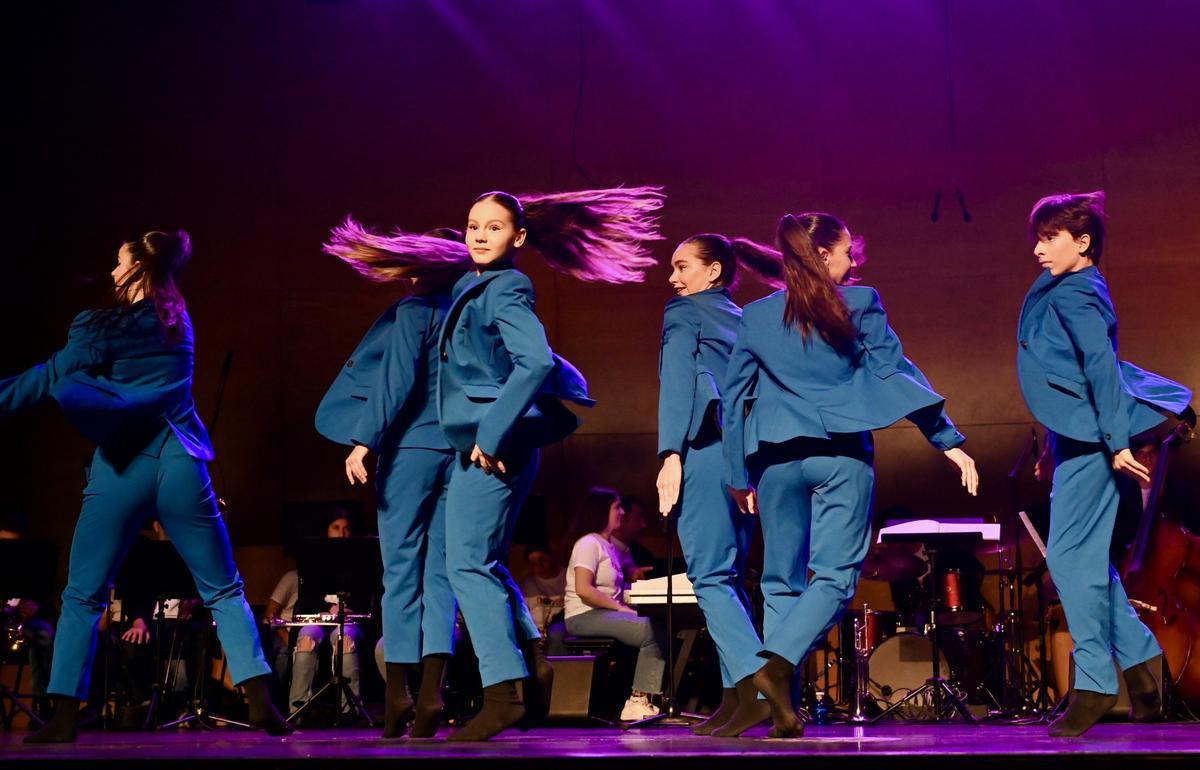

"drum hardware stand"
[873, 544, 978, 725]
[623, 504, 703, 729]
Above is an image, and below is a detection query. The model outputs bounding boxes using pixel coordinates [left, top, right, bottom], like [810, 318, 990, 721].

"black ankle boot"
[448, 680, 525, 742]
[519, 637, 554, 724]
[411, 655, 448, 738]
[712, 674, 774, 737]
[1049, 689, 1117, 737]
[692, 687, 739, 736]
[1123, 656, 1163, 722]
[24, 697, 80, 744]
[382, 662, 415, 738]
[241, 675, 294, 736]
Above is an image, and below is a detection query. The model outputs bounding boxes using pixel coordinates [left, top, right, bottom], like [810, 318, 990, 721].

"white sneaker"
[620, 694, 660, 721]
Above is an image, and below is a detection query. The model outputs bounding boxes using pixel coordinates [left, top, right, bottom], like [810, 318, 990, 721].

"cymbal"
[862, 546, 926, 582]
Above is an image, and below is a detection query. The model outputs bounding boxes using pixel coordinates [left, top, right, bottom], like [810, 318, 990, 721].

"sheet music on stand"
[876, 518, 1000, 544]
[626, 573, 697, 605]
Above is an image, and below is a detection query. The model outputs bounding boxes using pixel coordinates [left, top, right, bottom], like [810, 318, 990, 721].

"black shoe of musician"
[382, 662, 415, 738]
[1123, 656, 1163, 722]
[448, 680, 525, 742]
[24, 697, 80, 744]
[519, 638, 554, 725]
[410, 654, 449, 738]
[1048, 689, 1117, 737]
[712, 674, 774, 737]
[692, 687, 739, 736]
[242, 675, 295, 736]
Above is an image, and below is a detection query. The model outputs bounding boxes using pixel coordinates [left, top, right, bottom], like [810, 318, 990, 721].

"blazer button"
[1020, 340, 1029, 349]
[1105, 433, 1112, 440]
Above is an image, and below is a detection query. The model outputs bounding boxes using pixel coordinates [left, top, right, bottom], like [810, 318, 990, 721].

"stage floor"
[3, 723, 1198, 767]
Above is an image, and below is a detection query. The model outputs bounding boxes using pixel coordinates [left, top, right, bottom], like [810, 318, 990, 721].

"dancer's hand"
[943, 448, 980, 496]
[656, 454, 682, 515]
[729, 487, 758, 515]
[470, 444, 507, 475]
[345, 445, 370, 485]
[1112, 448, 1151, 484]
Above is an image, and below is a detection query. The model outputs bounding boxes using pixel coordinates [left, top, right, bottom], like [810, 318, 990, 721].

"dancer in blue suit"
[318, 226, 466, 738]
[1017, 191, 1193, 736]
[719, 213, 979, 737]
[1, 231, 290, 742]
[328, 187, 663, 741]
[654, 233, 783, 735]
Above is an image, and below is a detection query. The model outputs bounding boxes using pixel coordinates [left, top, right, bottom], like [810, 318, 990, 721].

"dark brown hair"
[776, 213, 858, 353]
[568, 486, 622, 547]
[679, 233, 783, 289]
[116, 230, 191, 342]
[1028, 190, 1107, 264]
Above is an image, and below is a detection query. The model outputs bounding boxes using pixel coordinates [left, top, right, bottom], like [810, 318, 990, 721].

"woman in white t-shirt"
[564, 487, 665, 721]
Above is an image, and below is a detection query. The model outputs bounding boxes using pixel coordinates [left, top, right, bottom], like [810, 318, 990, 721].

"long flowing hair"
[324, 221, 470, 282]
[325, 186, 664, 284]
[680, 233, 783, 288]
[776, 213, 858, 353]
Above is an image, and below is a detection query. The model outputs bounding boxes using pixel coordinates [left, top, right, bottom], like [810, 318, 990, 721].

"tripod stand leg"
[937, 680, 979, 725]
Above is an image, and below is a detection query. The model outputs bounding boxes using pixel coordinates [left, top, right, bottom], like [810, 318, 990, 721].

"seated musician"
[613, 495, 656, 589]
[519, 543, 567, 655]
[264, 512, 364, 713]
[0, 512, 55, 718]
[563, 487, 666, 721]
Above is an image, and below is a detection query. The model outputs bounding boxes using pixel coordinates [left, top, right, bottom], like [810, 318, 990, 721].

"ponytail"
[776, 214, 858, 353]
[116, 229, 191, 342]
[683, 233, 784, 289]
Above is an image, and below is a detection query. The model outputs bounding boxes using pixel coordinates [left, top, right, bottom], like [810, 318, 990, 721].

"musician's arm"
[573, 567, 634, 614]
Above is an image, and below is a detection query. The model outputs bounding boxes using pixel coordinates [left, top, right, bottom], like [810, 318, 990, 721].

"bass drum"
[868, 633, 948, 709]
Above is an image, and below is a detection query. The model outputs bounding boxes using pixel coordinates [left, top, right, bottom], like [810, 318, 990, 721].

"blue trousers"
[1048, 435, 1161, 694]
[49, 431, 270, 700]
[751, 435, 875, 666]
[444, 449, 541, 688]
[677, 438, 763, 686]
[376, 447, 456, 663]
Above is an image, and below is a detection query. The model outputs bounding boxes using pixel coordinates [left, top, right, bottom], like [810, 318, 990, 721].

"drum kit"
[835, 537, 1044, 723]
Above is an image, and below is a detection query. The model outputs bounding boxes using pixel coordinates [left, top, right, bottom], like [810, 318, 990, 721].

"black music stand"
[114, 537, 245, 731]
[872, 531, 979, 725]
[287, 536, 381, 727]
[623, 508, 703, 730]
[0, 538, 57, 730]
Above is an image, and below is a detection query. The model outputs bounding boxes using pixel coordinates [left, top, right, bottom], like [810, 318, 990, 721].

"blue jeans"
[566, 609, 665, 694]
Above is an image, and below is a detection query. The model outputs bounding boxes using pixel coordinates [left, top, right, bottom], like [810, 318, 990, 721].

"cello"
[1120, 416, 1200, 706]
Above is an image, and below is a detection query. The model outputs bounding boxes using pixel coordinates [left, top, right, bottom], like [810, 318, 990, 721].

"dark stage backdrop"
[4, 1, 1197, 595]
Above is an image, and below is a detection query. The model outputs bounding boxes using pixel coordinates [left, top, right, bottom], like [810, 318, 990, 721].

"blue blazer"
[0, 301, 213, 460]
[657, 287, 741, 457]
[723, 286, 965, 489]
[437, 267, 594, 457]
[1017, 267, 1192, 453]
[315, 291, 452, 452]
